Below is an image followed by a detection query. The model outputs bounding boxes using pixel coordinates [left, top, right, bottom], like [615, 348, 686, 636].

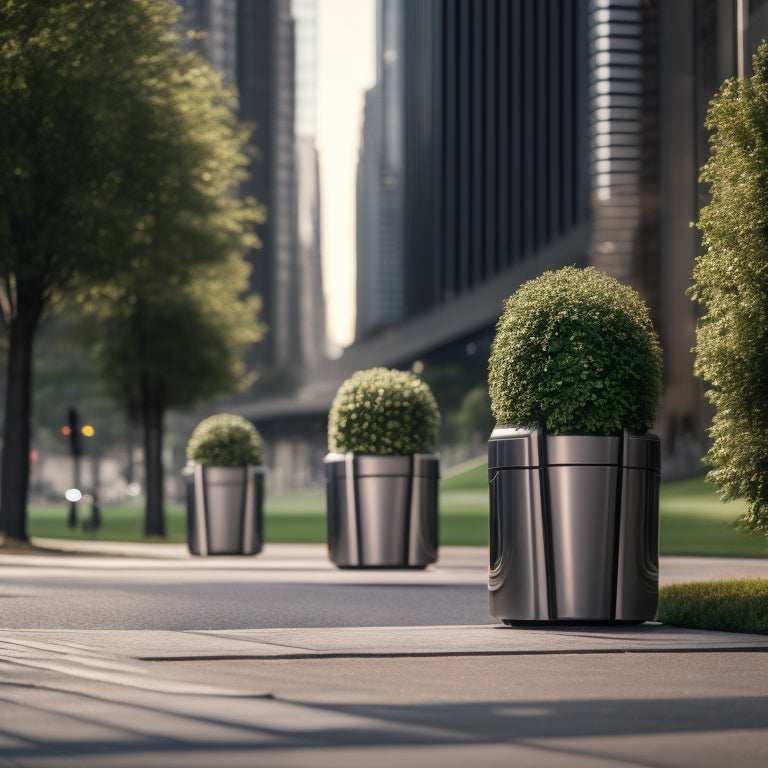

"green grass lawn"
[25, 461, 768, 557]
[658, 579, 768, 634]
[658, 476, 768, 557]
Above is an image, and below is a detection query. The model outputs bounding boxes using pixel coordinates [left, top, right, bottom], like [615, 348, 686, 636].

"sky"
[316, 0, 376, 353]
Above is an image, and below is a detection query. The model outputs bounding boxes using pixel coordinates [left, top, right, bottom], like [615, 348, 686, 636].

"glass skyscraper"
[177, 0, 325, 374]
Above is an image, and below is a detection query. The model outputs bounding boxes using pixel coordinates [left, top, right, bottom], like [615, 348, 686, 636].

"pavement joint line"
[135, 645, 768, 662]
[186, 630, 328, 654]
[5, 623, 768, 665]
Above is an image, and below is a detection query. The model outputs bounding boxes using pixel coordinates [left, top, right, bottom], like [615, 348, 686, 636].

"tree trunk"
[0, 315, 37, 543]
[141, 377, 166, 538]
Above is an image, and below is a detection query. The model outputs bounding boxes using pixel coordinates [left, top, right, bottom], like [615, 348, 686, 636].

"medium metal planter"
[325, 453, 439, 568]
[182, 464, 264, 556]
[488, 428, 659, 623]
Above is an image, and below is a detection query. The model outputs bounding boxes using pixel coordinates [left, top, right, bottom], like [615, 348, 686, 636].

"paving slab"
[3, 543, 768, 767]
[2, 637, 768, 768]
[3, 622, 768, 665]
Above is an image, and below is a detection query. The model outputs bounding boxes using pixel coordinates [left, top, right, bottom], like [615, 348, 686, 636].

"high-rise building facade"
[355, 83, 404, 340]
[355, 0, 404, 341]
[177, 0, 325, 375]
[243, 0, 768, 486]
[292, 0, 326, 369]
[348, 0, 768, 476]
[292, 0, 318, 140]
[401, 0, 591, 315]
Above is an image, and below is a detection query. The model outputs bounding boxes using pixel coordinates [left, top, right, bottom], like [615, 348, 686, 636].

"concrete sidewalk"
[2, 542, 768, 767]
[25, 537, 768, 584]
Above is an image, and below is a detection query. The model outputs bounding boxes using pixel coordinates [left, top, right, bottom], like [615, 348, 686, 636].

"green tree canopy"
[692, 41, 768, 535]
[0, 0, 261, 542]
[75, 262, 263, 413]
[69, 257, 263, 536]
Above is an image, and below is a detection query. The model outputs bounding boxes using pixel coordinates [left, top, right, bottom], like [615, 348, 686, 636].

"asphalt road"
[0, 543, 490, 630]
[3, 543, 768, 631]
[1, 578, 491, 630]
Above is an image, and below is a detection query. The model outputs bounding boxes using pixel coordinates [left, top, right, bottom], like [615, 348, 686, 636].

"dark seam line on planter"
[649, 468, 660, 584]
[490, 464, 622, 470]
[487, 471, 495, 572]
[538, 431, 557, 621]
[434, 465, 440, 555]
[239, 466, 247, 552]
[543, 463, 618, 467]
[201, 467, 210, 554]
[137, 647, 768, 662]
[256, 473, 264, 547]
[493, 464, 619, 470]
[610, 432, 625, 621]
[353, 455, 363, 567]
[403, 455, 414, 566]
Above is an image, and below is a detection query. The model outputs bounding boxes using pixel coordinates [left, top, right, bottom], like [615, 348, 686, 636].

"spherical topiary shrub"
[186, 413, 263, 467]
[488, 266, 662, 435]
[328, 367, 440, 455]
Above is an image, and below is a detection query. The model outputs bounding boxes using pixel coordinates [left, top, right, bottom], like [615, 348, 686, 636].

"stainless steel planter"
[325, 453, 439, 568]
[182, 464, 264, 556]
[488, 428, 659, 623]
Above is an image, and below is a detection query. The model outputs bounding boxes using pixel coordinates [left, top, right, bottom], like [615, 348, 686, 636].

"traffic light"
[66, 407, 82, 456]
[62, 409, 95, 455]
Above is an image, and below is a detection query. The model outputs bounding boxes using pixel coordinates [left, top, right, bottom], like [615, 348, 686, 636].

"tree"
[447, 386, 494, 446]
[692, 41, 768, 535]
[0, 0, 259, 543]
[70, 258, 263, 537]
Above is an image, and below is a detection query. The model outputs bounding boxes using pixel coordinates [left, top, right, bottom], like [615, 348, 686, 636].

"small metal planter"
[182, 464, 265, 556]
[325, 453, 439, 568]
[488, 428, 659, 623]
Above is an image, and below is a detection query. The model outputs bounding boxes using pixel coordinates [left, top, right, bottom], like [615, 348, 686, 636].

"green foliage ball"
[186, 413, 263, 467]
[328, 367, 440, 455]
[488, 266, 662, 435]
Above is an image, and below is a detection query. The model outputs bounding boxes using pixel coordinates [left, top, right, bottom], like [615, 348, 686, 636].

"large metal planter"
[488, 428, 659, 623]
[325, 453, 439, 568]
[182, 464, 264, 556]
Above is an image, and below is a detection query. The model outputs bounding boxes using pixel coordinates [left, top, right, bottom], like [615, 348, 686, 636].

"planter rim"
[489, 427, 656, 440]
[324, 452, 440, 479]
[184, 462, 264, 472]
[183, 461, 264, 557]
[324, 451, 439, 461]
[325, 453, 439, 568]
[488, 428, 659, 471]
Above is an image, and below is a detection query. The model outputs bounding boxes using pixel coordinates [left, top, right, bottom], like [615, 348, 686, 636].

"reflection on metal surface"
[325, 453, 439, 568]
[488, 428, 659, 623]
[183, 465, 265, 556]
